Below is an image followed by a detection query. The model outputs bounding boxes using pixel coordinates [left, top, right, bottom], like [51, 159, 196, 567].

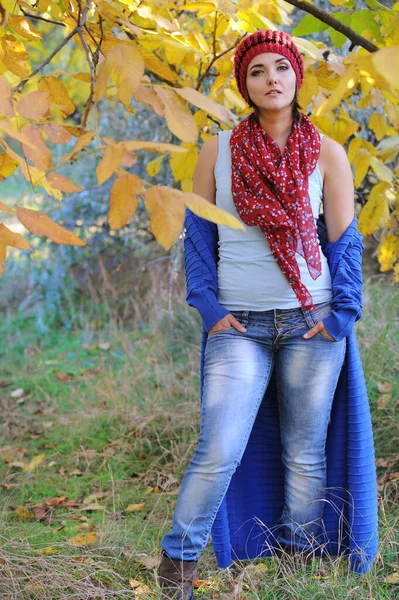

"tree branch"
[12, 0, 93, 94]
[19, 7, 66, 27]
[284, 0, 379, 53]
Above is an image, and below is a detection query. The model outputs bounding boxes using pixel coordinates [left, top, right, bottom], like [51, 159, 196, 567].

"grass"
[0, 275, 398, 598]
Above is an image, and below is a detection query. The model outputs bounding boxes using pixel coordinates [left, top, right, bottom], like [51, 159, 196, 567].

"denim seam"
[197, 354, 274, 552]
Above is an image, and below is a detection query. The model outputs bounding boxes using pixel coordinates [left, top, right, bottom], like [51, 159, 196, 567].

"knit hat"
[234, 30, 304, 104]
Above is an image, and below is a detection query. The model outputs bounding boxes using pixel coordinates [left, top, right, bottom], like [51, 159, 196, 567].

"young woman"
[157, 30, 378, 599]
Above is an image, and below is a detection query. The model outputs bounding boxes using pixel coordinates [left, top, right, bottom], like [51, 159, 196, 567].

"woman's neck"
[255, 110, 295, 152]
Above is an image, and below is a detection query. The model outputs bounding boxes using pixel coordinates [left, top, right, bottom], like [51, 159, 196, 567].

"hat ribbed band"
[234, 30, 304, 103]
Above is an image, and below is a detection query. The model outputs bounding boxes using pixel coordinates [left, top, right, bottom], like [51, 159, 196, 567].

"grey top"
[214, 129, 333, 310]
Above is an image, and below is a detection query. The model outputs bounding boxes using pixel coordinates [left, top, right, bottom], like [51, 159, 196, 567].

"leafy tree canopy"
[0, 0, 398, 279]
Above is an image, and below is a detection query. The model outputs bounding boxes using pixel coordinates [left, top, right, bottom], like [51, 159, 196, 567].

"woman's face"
[245, 52, 297, 114]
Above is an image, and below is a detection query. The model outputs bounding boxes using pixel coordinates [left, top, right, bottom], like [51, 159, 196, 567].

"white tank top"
[214, 129, 333, 310]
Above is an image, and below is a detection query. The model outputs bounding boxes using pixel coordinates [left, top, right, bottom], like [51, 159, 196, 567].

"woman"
[157, 30, 378, 599]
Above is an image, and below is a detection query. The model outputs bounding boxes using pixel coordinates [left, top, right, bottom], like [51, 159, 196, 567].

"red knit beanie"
[234, 30, 304, 104]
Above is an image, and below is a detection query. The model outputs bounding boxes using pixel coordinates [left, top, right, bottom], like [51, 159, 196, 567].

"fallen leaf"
[68, 532, 97, 546]
[125, 503, 145, 512]
[83, 491, 109, 504]
[386, 571, 399, 584]
[98, 342, 110, 351]
[23, 454, 45, 472]
[34, 547, 60, 556]
[31, 504, 53, 522]
[377, 394, 391, 410]
[14, 506, 33, 521]
[54, 371, 70, 382]
[80, 503, 106, 511]
[377, 381, 393, 394]
[133, 555, 160, 570]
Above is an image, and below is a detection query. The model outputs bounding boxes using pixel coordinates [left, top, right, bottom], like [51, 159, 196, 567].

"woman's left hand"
[303, 319, 335, 341]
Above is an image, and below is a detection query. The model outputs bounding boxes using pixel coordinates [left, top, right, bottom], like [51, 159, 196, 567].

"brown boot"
[157, 549, 199, 600]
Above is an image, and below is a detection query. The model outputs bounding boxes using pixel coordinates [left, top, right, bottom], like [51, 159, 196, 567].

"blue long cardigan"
[183, 207, 378, 574]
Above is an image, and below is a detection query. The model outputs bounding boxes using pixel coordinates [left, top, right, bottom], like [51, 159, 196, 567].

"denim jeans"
[161, 300, 346, 562]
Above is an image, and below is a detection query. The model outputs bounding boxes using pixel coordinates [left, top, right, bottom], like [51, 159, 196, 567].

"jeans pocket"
[208, 326, 235, 336]
[309, 305, 337, 342]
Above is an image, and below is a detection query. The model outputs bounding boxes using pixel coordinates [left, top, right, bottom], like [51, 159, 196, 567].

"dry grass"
[0, 269, 398, 598]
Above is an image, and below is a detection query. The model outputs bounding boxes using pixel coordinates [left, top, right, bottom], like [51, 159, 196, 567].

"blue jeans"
[161, 300, 346, 561]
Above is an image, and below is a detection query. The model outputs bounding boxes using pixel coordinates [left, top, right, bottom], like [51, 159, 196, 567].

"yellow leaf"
[170, 142, 197, 183]
[0, 223, 31, 250]
[369, 114, 387, 141]
[68, 532, 98, 546]
[43, 124, 71, 145]
[146, 155, 163, 177]
[122, 140, 187, 154]
[370, 156, 393, 182]
[129, 579, 151, 597]
[0, 76, 14, 117]
[46, 173, 83, 193]
[0, 152, 19, 179]
[146, 186, 245, 250]
[372, 47, 399, 90]
[358, 182, 391, 236]
[348, 138, 363, 164]
[0, 244, 7, 276]
[298, 75, 319, 110]
[21, 124, 52, 171]
[393, 263, 399, 283]
[155, 87, 198, 143]
[175, 86, 238, 125]
[36, 547, 60, 555]
[353, 152, 371, 188]
[63, 131, 95, 162]
[14, 506, 33, 521]
[377, 234, 397, 271]
[109, 173, 141, 229]
[17, 91, 50, 120]
[0, 200, 15, 213]
[96, 144, 125, 184]
[106, 43, 145, 108]
[8, 16, 42, 41]
[223, 88, 247, 110]
[72, 72, 91, 83]
[145, 186, 187, 250]
[93, 59, 109, 104]
[125, 503, 146, 512]
[38, 76, 75, 116]
[16, 207, 86, 246]
[0, 35, 29, 78]
[23, 454, 45, 472]
[315, 67, 357, 116]
[184, 192, 246, 231]
[139, 49, 181, 86]
[0, 120, 37, 148]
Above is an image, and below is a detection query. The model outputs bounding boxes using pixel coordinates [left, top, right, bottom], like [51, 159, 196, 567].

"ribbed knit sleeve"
[184, 208, 230, 332]
[317, 215, 363, 342]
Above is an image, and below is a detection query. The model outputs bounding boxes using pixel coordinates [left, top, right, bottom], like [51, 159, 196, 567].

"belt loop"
[300, 305, 314, 329]
[241, 310, 249, 327]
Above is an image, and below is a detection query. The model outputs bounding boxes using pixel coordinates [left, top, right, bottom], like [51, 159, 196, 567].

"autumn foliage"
[0, 0, 398, 279]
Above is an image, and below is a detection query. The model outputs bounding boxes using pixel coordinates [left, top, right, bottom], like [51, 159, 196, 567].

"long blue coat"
[183, 207, 378, 574]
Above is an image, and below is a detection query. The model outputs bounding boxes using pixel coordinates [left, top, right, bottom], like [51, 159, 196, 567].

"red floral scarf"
[230, 112, 322, 310]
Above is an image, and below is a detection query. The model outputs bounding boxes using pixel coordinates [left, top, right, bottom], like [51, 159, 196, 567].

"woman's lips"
[265, 91, 281, 95]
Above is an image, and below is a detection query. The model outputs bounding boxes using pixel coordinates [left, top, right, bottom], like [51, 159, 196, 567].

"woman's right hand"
[208, 314, 247, 335]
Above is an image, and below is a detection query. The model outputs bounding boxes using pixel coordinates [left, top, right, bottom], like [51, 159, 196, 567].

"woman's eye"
[251, 70, 263, 76]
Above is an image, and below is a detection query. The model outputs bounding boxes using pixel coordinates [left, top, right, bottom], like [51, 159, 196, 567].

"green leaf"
[292, 14, 328, 36]
[351, 10, 381, 39]
[327, 13, 352, 47]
